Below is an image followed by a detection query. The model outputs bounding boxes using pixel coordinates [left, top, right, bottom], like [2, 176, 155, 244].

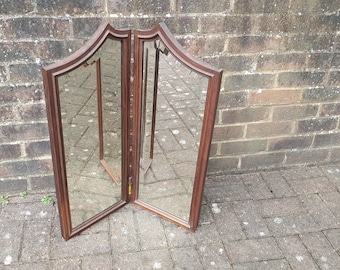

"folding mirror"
[42, 22, 222, 240]
[132, 23, 222, 231]
[42, 23, 131, 240]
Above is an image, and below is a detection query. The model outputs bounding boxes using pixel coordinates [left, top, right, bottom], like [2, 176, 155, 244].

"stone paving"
[0, 162, 340, 269]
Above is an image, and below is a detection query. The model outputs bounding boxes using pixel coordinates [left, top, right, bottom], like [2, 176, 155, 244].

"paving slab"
[1, 163, 340, 269]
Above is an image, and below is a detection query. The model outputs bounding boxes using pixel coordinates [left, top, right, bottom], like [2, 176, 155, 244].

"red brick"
[302, 87, 340, 102]
[29, 175, 55, 191]
[246, 122, 293, 138]
[268, 136, 313, 151]
[201, 15, 253, 35]
[328, 71, 340, 86]
[207, 157, 239, 173]
[273, 105, 318, 121]
[19, 104, 46, 121]
[0, 159, 52, 177]
[0, 179, 27, 193]
[297, 118, 338, 133]
[179, 36, 225, 57]
[228, 36, 282, 54]
[224, 74, 275, 91]
[9, 64, 42, 83]
[3, 18, 70, 39]
[241, 152, 285, 170]
[217, 55, 256, 72]
[0, 85, 44, 104]
[0, 105, 16, 122]
[249, 90, 302, 105]
[218, 91, 249, 109]
[221, 139, 267, 155]
[36, 0, 105, 15]
[307, 53, 332, 69]
[286, 35, 334, 52]
[320, 104, 340, 117]
[314, 133, 340, 147]
[222, 107, 270, 124]
[179, 0, 229, 13]
[0, 0, 34, 14]
[286, 149, 329, 165]
[0, 42, 38, 62]
[257, 53, 305, 71]
[277, 71, 325, 88]
[0, 144, 21, 160]
[212, 125, 244, 141]
[0, 123, 49, 143]
[25, 141, 51, 157]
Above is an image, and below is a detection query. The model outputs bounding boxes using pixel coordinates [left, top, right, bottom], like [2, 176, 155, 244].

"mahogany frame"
[42, 22, 131, 240]
[131, 23, 222, 231]
[42, 22, 222, 240]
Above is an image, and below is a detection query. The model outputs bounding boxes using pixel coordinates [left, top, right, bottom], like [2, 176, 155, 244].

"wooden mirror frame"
[131, 23, 223, 231]
[42, 22, 131, 240]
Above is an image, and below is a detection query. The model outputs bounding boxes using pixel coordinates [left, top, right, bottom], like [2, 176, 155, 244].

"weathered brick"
[212, 125, 244, 141]
[0, 66, 7, 83]
[290, 0, 340, 14]
[0, 0, 34, 14]
[268, 136, 313, 151]
[107, 0, 133, 14]
[207, 157, 239, 173]
[0, 144, 21, 160]
[330, 147, 340, 161]
[314, 133, 340, 147]
[0, 179, 27, 193]
[272, 105, 318, 121]
[221, 107, 269, 124]
[161, 16, 199, 35]
[216, 55, 256, 72]
[241, 152, 285, 170]
[0, 123, 49, 143]
[19, 103, 46, 121]
[228, 36, 282, 54]
[224, 74, 275, 91]
[286, 149, 329, 165]
[307, 52, 332, 69]
[72, 18, 103, 38]
[286, 35, 334, 52]
[9, 64, 42, 83]
[0, 85, 44, 104]
[257, 53, 305, 71]
[221, 139, 267, 155]
[246, 122, 293, 138]
[135, 0, 170, 14]
[302, 87, 340, 102]
[36, 0, 105, 14]
[38, 40, 71, 61]
[277, 71, 325, 88]
[209, 142, 218, 156]
[0, 42, 38, 62]
[320, 103, 340, 117]
[218, 91, 249, 109]
[3, 18, 70, 39]
[179, 36, 225, 56]
[179, 0, 229, 13]
[201, 15, 253, 35]
[328, 71, 340, 86]
[25, 141, 51, 157]
[234, 0, 289, 14]
[0, 159, 52, 177]
[297, 118, 338, 133]
[331, 53, 340, 68]
[0, 105, 15, 122]
[29, 175, 55, 191]
[249, 90, 302, 105]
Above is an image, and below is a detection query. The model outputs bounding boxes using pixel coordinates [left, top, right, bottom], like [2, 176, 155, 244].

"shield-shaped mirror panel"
[42, 23, 131, 240]
[132, 23, 222, 230]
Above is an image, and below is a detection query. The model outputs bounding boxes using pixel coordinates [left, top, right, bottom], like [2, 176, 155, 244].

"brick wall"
[0, 0, 339, 193]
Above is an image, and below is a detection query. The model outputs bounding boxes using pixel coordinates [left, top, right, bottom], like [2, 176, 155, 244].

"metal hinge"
[128, 184, 132, 195]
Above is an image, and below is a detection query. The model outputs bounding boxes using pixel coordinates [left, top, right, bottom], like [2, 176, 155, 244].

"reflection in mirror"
[138, 39, 208, 222]
[58, 38, 122, 228]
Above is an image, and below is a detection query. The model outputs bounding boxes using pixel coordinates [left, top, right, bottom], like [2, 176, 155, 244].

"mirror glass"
[58, 38, 122, 228]
[138, 39, 208, 222]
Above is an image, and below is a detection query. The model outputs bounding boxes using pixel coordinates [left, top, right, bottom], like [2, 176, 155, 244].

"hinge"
[128, 177, 132, 195]
[128, 184, 132, 195]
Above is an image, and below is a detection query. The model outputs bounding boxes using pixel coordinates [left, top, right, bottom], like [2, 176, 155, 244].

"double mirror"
[42, 22, 222, 240]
